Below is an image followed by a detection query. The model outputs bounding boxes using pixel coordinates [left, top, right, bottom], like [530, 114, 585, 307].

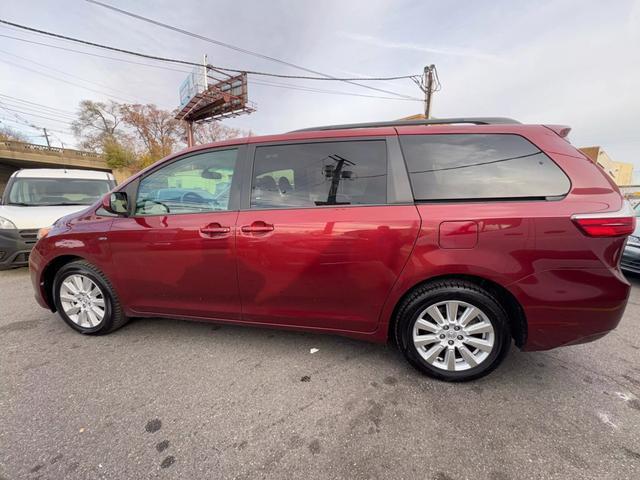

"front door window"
[136, 149, 237, 216]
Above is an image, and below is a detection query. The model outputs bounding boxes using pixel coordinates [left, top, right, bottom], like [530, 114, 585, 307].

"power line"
[245, 78, 420, 102]
[0, 47, 146, 103]
[0, 101, 40, 129]
[0, 34, 421, 105]
[0, 122, 42, 139]
[0, 117, 72, 147]
[0, 93, 77, 116]
[0, 18, 420, 95]
[0, 33, 195, 75]
[0, 100, 76, 122]
[0, 57, 136, 104]
[0, 105, 74, 126]
[0, 114, 73, 134]
[205, 74, 419, 101]
[0, 102, 75, 144]
[84, 0, 419, 99]
[0, 19, 203, 69]
[0, 100, 76, 133]
[0, 28, 422, 103]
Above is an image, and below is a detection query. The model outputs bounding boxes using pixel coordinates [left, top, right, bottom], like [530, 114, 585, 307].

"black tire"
[394, 280, 511, 382]
[53, 260, 128, 335]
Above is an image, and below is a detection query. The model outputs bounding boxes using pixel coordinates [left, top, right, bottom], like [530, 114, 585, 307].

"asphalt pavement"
[1, 268, 639, 480]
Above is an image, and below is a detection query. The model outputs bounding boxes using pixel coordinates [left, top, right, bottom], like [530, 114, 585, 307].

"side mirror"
[101, 192, 128, 215]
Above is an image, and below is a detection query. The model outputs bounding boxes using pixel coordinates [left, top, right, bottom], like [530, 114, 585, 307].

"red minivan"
[29, 118, 634, 381]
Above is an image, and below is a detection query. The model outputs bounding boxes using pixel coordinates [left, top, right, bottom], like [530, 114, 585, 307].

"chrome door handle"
[241, 221, 274, 233]
[200, 223, 230, 235]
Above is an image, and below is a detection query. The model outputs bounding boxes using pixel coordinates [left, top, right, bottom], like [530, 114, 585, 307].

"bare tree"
[71, 100, 123, 152]
[70, 99, 252, 171]
[0, 126, 28, 142]
[192, 121, 250, 145]
[121, 104, 183, 167]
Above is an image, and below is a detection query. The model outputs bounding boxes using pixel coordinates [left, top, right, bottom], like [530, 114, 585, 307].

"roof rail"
[291, 117, 521, 133]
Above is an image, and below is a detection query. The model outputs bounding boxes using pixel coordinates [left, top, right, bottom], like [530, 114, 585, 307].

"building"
[579, 146, 633, 186]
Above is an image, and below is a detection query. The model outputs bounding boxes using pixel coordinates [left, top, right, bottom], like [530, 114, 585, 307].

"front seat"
[278, 176, 293, 194]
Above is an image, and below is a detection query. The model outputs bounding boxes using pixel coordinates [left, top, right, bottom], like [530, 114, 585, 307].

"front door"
[108, 147, 242, 320]
[235, 139, 421, 333]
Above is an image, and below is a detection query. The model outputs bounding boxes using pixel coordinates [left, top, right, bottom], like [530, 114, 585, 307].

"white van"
[0, 168, 116, 269]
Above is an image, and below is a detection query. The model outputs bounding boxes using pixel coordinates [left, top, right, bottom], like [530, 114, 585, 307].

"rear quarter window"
[399, 134, 570, 201]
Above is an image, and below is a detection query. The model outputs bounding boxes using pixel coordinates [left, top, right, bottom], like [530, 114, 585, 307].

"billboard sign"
[178, 65, 207, 110]
[175, 72, 254, 123]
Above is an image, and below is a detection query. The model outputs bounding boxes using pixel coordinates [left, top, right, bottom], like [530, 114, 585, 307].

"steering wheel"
[138, 199, 170, 214]
[181, 191, 219, 206]
[181, 191, 205, 203]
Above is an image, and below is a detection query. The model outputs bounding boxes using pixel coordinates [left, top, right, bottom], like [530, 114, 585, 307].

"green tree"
[103, 137, 137, 169]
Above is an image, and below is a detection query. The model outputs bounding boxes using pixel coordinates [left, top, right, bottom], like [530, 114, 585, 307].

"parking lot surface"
[1, 268, 639, 480]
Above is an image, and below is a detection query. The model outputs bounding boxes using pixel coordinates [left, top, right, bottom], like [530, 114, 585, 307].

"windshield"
[7, 178, 113, 206]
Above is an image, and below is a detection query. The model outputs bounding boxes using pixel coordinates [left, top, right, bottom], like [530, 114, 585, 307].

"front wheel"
[395, 280, 511, 382]
[53, 260, 128, 334]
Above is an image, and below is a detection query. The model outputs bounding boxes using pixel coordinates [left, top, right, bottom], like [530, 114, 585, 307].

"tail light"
[572, 201, 636, 237]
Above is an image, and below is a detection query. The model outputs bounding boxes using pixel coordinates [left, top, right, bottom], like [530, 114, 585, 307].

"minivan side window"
[135, 148, 237, 215]
[251, 140, 387, 208]
[399, 134, 570, 201]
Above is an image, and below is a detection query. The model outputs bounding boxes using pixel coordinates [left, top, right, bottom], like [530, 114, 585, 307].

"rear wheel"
[395, 280, 511, 381]
[53, 261, 128, 334]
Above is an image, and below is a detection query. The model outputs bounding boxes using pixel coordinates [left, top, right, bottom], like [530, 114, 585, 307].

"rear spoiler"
[544, 125, 572, 138]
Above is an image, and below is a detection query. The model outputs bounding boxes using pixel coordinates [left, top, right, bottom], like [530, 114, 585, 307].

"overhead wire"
[0, 93, 78, 117]
[0, 57, 138, 104]
[0, 13, 431, 143]
[0, 33, 195, 75]
[0, 102, 76, 123]
[0, 28, 422, 103]
[0, 102, 74, 139]
[83, 0, 419, 99]
[0, 18, 420, 98]
[0, 105, 75, 126]
[243, 78, 420, 102]
[0, 47, 146, 103]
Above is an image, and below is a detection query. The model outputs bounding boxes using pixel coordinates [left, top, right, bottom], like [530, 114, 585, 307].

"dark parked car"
[620, 203, 640, 274]
[29, 118, 634, 381]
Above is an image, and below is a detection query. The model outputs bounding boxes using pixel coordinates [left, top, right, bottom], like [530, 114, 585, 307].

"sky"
[1, 0, 639, 174]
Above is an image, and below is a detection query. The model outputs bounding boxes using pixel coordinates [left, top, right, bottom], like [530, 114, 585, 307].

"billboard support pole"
[187, 121, 194, 148]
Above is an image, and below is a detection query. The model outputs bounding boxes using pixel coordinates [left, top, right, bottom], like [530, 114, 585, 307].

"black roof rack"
[291, 117, 521, 133]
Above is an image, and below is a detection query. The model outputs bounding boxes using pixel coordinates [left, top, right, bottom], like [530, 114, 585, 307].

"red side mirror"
[101, 192, 128, 215]
[101, 193, 111, 211]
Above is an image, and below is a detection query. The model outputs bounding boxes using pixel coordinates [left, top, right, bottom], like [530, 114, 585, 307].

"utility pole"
[42, 128, 51, 148]
[424, 64, 435, 119]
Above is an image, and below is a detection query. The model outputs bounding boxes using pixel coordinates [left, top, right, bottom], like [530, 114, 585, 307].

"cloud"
[339, 32, 502, 61]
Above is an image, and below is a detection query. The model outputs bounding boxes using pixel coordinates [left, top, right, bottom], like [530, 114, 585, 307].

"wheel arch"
[388, 274, 527, 348]
[41, 255, 85, 311]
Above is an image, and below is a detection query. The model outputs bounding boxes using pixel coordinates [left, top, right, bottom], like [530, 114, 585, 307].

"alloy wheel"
[59, 274, 106, 328]
[412, 300, 495, 372]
